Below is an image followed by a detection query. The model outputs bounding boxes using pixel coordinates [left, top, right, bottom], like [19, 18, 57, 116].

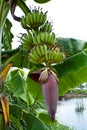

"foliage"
[4, 68, 71, 130]
[2, 18, 13, 50]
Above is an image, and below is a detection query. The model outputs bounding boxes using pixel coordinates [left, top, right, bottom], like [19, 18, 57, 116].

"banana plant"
[1, 0, 87, 129]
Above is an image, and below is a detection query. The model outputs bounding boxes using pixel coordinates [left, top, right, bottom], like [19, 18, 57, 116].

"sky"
[8, 0, 87, 48]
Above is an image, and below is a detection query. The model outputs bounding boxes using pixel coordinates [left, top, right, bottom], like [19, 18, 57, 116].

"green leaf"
[10, 69, 25, 96]
[10, 115, 22, 130]
[2, 48, 29, 68]
[57, 37, 87, 56]
[3, 51, 23, 67]
[54, 49, 87, 95]
[10, 104, 22, 119]
[19, 92, 34, 104]
[23, 113, 49, 130]
[27, 77, 43, 100]
[33, 0, 51, 4]
[0, 2, 9, 29]
[38, 112, 51, 124]
[2, 18, 13, 50]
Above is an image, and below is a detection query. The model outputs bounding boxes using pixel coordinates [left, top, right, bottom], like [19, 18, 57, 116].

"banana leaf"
[53, 49, 87, 95]
[2, 18, 13, 50]
[57, 37, 87, 56]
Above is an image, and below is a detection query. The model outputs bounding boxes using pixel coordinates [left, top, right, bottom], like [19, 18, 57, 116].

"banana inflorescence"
[21, 6, 65, 66]
[20, 5, 67, 123]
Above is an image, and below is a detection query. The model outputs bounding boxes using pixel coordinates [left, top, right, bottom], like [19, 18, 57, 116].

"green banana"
[21, 37, 29, 45]
[32, 30, 39, 45]
[27, 30, 33, 41]
[39, 12, 46, 25]
[45, 51, 49, 61]
[43, 44, 47, 55]
[35, 46, 42, 57]
[41, 21, 52, 32]
[23, 34, 30, 41]
[36, 34, 41, 45]
[33, 50, 41, 59]
[29, 52, 38, 61]
[29, 58, 38, 64]
[45, 32, 49, 43]
[54, 51, 63, 62]
[33, 36, 38, 45]
[22, 43, 29, 50]
[33, 11, 37, 26]
[49, 50, 53, 61]
[39, 45, 45, 56]
[40, 32, 45, 43]
[36, 10, 40, 25]
[51, 51, 55, 61]
[51, 33, 56, 45]
[29, 13, 34, 26]
[21, 16, 28, 29]
[46, 22, 52, 32]
[25, 13, 31, 26]
[21, 36, 30, 46]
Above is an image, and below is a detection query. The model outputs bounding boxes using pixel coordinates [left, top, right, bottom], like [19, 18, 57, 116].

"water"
[56, 97, 87, 130]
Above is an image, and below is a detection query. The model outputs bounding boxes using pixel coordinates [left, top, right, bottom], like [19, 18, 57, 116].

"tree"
[0, 0, 87, 129]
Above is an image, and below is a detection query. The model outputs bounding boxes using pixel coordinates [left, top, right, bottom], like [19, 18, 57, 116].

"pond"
[56, 97, 87, 130]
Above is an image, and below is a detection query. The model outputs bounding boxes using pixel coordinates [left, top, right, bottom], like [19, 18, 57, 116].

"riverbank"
[60, 89, 87, 100]
[62, 93, 87, 100]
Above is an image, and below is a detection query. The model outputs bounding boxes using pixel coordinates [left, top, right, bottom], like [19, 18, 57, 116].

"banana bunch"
[21, 30, 33, 50]
[21, 9, 47, 29]
[31, 31, 56, 45]
[39, 32, 56, 45]
[28, 44, 65, 65]
[40, 21, 52, 33]
[45, 48, 65, 64]
[29, 44, 47, 64]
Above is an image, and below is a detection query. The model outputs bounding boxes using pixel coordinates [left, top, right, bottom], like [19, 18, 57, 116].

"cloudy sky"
[8, 0, 87, 48]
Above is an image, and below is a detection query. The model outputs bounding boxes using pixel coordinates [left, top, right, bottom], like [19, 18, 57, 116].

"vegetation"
[0, 0, 87, 129]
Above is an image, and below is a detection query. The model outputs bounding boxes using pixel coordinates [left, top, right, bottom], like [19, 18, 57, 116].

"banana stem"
[17, 0, 31, 14]
[46, 62, 51, 68]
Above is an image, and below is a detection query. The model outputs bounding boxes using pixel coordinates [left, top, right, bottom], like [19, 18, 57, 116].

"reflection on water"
[56, 97, 87, 130]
